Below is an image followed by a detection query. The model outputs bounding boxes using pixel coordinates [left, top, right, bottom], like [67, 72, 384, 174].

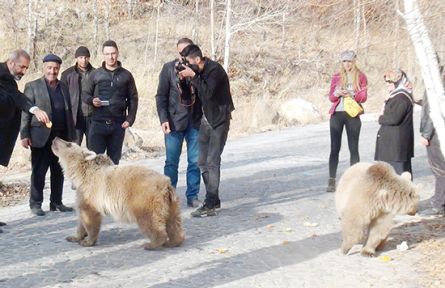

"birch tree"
[210, 0, 216, 60]
[401, 0, 445, 155]
[223, 0, 231, 71]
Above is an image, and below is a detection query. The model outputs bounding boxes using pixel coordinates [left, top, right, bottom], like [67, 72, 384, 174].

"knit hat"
[340, 50, 356, 61]
[102, 40, 118, 51]
[75, 46, 90, 58]
[42, 54, 62, 64]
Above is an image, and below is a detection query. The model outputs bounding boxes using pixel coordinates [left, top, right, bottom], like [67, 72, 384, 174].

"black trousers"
[386, 160, 412, 176]
[426, 133, 445, 209]
[74, 116, 91, 147]
[198, 118, 230, 208]
[30, 130, 67, 208]
[88, 120, 125, 164]
[329, 111, 361, 178]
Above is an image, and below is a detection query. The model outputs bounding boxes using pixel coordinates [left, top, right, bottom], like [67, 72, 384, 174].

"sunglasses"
[342, 60, 353, 63]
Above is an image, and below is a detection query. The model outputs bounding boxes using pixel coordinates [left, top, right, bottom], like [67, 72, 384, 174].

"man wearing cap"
[83, 40, 138, 164]
[20, 54, 76, 216]
[61, 46, 95, 147]
[0, 49, 49, 231]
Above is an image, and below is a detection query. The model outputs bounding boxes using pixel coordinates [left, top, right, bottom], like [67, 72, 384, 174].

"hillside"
[0, 0, 444, 171]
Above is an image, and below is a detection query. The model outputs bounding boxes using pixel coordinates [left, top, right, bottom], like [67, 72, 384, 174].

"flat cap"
[43, 53, 62, 64]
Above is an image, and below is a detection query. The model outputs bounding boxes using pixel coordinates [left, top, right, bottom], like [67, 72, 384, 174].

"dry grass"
[0, 0, 444, 170]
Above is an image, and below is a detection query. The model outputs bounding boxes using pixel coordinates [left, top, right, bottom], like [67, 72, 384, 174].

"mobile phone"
[100, 100, 110, 106]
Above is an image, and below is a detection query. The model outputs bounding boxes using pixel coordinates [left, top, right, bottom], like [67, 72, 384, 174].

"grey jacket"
[419, 92, 435, 140]
[20, 77, 76, 148]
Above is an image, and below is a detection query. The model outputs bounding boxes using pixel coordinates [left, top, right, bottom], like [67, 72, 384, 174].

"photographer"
[155, 38, 202, 208]
[179, 44, 235, 217]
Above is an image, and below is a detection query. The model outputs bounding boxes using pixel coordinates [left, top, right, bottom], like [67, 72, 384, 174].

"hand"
[33, 108, 49, 123]
[21, 138, 32, 149]
[92, 97, 102, 107]
[178, 65, 196, 79]
[121, 121, 130, 129]
[420, 137, 430, 146]
[161, 122, 171, 134]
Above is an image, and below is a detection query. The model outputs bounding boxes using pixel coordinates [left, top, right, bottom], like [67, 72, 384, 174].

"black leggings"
[329, 112, 361, 178]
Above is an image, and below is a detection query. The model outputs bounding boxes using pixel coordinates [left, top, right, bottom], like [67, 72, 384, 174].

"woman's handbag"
[344, 97, 364, 117]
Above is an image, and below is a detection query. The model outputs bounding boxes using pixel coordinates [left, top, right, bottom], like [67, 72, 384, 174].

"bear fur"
[51, 137, 184, 250]
[335, 161, 419, 257]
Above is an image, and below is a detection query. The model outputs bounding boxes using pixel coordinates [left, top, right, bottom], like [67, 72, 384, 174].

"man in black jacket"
[61, 46, 95, 147]
[179, 44, 235, 217]
[156, 38, 202, 208]
[83, 40, 138, 164]
[0, 49, 49, 229]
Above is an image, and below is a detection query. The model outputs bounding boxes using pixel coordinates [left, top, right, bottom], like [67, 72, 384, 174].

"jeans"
[199, 118, 230, 208]
[329, 111, 361, 178]
[30, 130, 67, 208]
[88, 120, 126, 164]
[386, 160, 412, 176]
[164, 125, 200, 201]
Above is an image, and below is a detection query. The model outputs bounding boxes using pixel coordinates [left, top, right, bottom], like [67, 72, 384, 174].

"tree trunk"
[210, 0, 215, 60]
[354, 0, 361, 50]
[93, 0, 98, 55]
[154, 1, 161, 64]
[104, 0, 110, 40]
[402, 0, 445, 155]
[223, 0, 231, 72]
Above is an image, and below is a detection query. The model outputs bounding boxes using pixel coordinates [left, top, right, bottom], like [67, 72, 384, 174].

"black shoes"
[50, 203, 74, 212]
[31, 207, 46, 216]
[0, 221, 6, 226]
[191, 205, 217, 217]
[326, 178, 336, 192]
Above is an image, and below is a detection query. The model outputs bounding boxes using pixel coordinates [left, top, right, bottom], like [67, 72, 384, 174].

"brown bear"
[51, 137, 184, 250]
[335, 161, 419, 257]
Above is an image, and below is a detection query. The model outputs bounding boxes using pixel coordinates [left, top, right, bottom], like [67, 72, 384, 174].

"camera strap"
[176, 80, 196, 107]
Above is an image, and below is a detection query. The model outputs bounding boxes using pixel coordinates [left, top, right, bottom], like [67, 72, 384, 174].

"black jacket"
[82, 62, 138, 125]
[0, 62, 34, 166]
[20, 77, 76, 148]
[61, 63, 95, 125]
[375, 90, 414, 162]
[155, 60, 202, 131]
[191, 58, 234, 129]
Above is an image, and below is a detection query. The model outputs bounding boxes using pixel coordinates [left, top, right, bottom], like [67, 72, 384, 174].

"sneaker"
[31, 207, 46, 216]
[0, 221, 6, 226]
[50, 203, 74, 212]
[326, 177, 336, 192]
[187, 199, 202, 208]
[191, 205, 217, 217]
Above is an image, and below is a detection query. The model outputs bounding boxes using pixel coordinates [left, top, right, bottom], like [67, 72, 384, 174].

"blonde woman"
[327, 50, 368, 192]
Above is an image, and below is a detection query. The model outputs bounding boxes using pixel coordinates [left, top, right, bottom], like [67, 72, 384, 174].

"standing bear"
[335, 161, 419, 256]
[51, 137, 185, 250]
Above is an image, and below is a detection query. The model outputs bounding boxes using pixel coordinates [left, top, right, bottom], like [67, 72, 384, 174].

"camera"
[175, 57, 189, 73]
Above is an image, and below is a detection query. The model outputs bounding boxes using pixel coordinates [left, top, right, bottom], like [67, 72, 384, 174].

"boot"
[326, 177, 336, 192]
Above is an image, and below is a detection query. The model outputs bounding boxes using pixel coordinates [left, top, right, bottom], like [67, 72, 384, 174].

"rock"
[276, 98, 321, 125]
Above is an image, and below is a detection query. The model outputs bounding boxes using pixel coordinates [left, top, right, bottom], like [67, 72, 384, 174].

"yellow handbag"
[344, 97, 364, 117]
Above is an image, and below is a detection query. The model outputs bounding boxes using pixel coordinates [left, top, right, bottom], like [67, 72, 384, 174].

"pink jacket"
[328, 72, 368, 115]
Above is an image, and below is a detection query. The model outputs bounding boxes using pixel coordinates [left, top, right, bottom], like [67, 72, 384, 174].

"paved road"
[0, 114, 432, 288]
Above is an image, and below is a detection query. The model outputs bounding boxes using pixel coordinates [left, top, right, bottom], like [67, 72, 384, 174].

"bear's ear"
[401, 172, 412, 181]
[85, 151, 97, 161]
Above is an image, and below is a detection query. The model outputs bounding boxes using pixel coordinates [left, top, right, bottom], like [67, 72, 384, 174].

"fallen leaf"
[379, 255, 392, 262]
[216, 248, 228, 254]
